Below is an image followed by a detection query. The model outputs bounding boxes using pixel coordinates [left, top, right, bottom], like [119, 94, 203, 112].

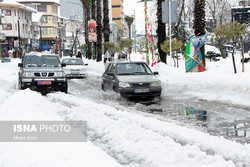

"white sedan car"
[62, 58, 88, 78]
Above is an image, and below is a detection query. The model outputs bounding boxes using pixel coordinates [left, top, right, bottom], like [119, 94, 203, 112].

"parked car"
[62, 58, 88, 78]
[240, 57, 250, 63]
[101, 61, 162, 98]
[18, 52, 68, 94]
[63, 49, 73, 57]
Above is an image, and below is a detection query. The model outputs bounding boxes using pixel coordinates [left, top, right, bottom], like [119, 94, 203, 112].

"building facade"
[18, 0, 60, 51]
[0, 1, 37, 57]
[111, 0, 124, 38]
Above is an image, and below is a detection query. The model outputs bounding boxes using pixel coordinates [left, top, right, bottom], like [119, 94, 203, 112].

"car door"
[103, 63, 115, 90]
[105, 63, 116, 90]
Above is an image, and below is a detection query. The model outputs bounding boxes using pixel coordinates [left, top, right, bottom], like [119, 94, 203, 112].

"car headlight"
[119, 82, 131, 88]
[23, 72, 34, 77]
[151, 80, 161, 87]
[54, 72, 65, 77]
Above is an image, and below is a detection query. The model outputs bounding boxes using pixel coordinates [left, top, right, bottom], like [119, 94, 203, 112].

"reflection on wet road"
[68, 77, 250, 144]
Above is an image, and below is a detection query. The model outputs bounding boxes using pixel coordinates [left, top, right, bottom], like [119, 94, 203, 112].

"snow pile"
[0, 89, 121, 167]
[48, 92, 250, 166]
[0, 59, 19, 104]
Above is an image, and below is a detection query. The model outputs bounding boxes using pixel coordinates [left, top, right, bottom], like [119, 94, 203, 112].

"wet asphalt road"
[68, 76, 250, 144]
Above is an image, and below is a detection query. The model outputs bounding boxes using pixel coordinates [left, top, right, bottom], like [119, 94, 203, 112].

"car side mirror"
[85, 64, 88, 66]
[61, 63, 66, 67]
[153, 72, 159, 75]
[18, 63, 23, 68]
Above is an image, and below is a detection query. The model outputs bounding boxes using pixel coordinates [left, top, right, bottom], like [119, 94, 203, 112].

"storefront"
[0, 40, 11, 58]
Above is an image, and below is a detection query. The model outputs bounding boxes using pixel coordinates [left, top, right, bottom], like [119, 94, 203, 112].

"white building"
[0, 1, 39, 57]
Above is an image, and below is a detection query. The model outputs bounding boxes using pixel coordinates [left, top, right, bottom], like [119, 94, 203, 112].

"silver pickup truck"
[18, 53, 68, 94]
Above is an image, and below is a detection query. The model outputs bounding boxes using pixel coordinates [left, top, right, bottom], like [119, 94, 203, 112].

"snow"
[32, 12, 43, 23]
[0, 48, 250, 166]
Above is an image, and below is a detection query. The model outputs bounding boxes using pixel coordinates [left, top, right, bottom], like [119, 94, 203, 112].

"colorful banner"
[88, 20, 96, 42]
[185, 34, 208, 73]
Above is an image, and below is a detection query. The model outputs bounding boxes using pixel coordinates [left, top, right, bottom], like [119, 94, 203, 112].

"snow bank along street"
[0, 52, 250, 167]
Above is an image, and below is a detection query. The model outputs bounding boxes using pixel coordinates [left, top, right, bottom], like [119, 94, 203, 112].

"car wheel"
[113, 86, 117, 93]
[102, 84, 106, 91]
[61, 83, 68, 93]
[18, 79, 24, 90]
[153, 96, 161, 104]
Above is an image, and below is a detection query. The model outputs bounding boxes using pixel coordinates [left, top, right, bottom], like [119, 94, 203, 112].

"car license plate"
[37, 81, 52, 85]
[134, 89, 149, 93]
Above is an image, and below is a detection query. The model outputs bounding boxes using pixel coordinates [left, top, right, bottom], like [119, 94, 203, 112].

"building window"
[2, 23, 12, 30]
[37, 5, 47, 12]
[25, 4, 36, 9]
[113, 17, 122, 20]
[43, 16, 48, 23]
[42, 28, 48, 35]
[52, 5, 58, 14]
[52, 16, 58, 24]
[112, 5, 121, 8]
[53, 28, 57, 35]
[2, 9, 11, 16]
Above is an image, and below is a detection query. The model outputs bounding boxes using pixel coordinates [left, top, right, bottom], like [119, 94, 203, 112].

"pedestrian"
[77, 51, 82, 59]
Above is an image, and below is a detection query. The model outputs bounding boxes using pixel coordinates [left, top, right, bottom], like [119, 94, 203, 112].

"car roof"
[24, 52, 59, 57]
[62, 57, 82, 60]
[112, 61, 146, 65]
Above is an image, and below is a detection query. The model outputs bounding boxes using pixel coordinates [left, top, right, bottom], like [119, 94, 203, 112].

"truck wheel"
[61, 83, 68, 93]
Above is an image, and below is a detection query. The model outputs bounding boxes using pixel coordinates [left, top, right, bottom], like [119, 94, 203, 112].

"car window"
[107, 63, 115, 73]
[24, 55, 60, 68]
[63, 59, 84, 65]
[117, 63, 152, 75]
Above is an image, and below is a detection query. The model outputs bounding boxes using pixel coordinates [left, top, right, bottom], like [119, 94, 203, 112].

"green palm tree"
[124, 16, 134, 39]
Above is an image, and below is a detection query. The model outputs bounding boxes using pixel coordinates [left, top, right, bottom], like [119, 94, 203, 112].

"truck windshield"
[24, 55, 60, 68]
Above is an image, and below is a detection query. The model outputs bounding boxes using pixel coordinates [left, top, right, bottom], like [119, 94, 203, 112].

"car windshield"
[63, 59, 84, 65]
[116, 63, 152, 75]
[24, 55, 60, 68]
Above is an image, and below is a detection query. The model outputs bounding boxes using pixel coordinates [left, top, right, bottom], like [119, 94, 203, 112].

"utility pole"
[133, 10, 137, 53]
[169, 0, 172, 66]
[40, 26, 43, 52]
[18, 19, 22, 58]
[145, 0, 149, 65]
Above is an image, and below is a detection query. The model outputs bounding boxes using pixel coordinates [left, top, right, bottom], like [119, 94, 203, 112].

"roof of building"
[17, 0, 60, 5]
[0, 1, 37, 13]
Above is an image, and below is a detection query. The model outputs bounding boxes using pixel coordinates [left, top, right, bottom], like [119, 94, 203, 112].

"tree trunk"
[103, 0, 110, 42]
[241, 36, 244, 72]
[129, 26, 131, 39]
[175, 0, 185, 40]
[232, 47, 237, 74]
[193, 0, 206, 66]
[157, 0, 167, 63]
[96, 0, 102, 62]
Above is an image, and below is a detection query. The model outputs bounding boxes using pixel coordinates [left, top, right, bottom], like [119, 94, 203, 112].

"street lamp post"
[138, 0, 152, 65]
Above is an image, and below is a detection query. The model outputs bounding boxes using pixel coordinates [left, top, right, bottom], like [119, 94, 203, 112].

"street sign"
[88, 20, 96, 42]
[162, 1, 177, 23]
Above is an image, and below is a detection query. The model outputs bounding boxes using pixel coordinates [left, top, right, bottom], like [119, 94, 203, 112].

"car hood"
[24, 68, 63, 72]
[117, 75, 159, 83]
